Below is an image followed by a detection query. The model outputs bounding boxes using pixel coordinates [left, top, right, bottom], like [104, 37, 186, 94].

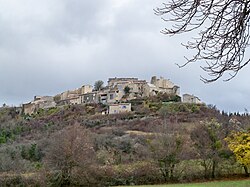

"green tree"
[124, 86, 131, 95]
[21, 144, 42, 162]
[94, 80, 104, 91]
[155, 1, 250, 82]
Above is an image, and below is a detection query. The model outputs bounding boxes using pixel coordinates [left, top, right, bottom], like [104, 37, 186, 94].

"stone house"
[143, 83, 158, 97]
[107, 77, 147, 100]
[150, 76, 180, 95]
[23, 102, 36, 115]
[127, 80, 147, 98]
[23, 96, 56, 114]
[98, 91, 108, 104]
[79, 92, 98, 104]
[108, 103, 132, 114]
[96, 86, 124, 104]
[68, 96, 81, 105]
[33, 96, 56, 109]
[182, 94, 202, 104]
[107, 78, 139, 87]
[60, 85, 92, 101]
[80, 85, 92, 94]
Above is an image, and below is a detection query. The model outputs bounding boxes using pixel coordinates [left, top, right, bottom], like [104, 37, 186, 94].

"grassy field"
[118, 179, 250, 187]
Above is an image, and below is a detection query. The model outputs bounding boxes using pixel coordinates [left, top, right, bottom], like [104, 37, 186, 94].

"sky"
[0, 0, 249, 113]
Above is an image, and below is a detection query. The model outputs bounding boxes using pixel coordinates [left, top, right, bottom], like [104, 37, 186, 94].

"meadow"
[119, 179, 250, 187]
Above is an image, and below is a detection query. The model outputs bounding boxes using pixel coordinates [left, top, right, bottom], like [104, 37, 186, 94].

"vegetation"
[226, 131, 250, 176]
[124, 86, 131, 95]
[94, 80, 104, 91]
[119, 179, 250, 187]
[0, 97, 250, 186]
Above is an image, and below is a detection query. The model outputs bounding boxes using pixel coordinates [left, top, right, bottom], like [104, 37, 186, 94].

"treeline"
[0, 102, 249, 186]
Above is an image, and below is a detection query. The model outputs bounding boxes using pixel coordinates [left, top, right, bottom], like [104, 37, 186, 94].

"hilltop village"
[23, 76, 202, 115]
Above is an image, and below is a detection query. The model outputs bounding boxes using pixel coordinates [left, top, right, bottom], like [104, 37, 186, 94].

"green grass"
[119, 179, 250, 187]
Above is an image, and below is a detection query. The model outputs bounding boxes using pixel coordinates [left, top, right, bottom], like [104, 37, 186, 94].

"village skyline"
[21, 75, 201, 115]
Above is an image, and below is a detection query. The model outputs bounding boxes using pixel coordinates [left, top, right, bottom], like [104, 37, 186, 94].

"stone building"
[22, 76, 183, 114]
[23, 96, 56, 114]
[60, 85, 93, 101]
[143, 83, 158, 97]
[80, 92, 98, 104]
[23, 102, 36, 115]
[182, 94, 202, 104]
[108, 103, 131, 114]
[150, 76, 180, 95]
[107, 77, 147, 100]
[107, 78, 139, 87]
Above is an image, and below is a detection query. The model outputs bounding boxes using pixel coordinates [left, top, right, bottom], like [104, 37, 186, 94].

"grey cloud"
[0, 0, 249, 112]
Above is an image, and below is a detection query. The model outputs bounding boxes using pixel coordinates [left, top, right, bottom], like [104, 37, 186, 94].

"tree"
[191, 119, 223, 178]
[226, 131, 250, 176]
[149, 124, 184, 181]
[94, 80, 104, 91]
[45, 124, 95, 186]
[124, 86, 131, 95]
[155, 1, 250, 83]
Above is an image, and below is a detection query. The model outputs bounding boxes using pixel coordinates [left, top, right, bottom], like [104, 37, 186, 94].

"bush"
[161, 103, 201, 114]
[94, 162, 161, 186]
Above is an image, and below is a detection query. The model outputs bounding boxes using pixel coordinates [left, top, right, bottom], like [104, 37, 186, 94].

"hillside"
[0, 98, 250, 186]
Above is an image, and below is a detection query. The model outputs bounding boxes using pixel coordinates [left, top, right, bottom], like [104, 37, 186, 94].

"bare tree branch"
[155, 0, 250, 83]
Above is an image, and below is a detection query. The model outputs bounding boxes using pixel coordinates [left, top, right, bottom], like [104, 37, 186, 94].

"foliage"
[226, 131, 250, 175]
[94, 80, 104, 91]
[155, 1, 250, 82]
[20, 143, 43, 162]
[1, 105, 250, 186]
[148, 93, 181, 103]
[0, 122, 28, 144]
[35, 107, 60, 118]
[162, 103, 200, 114]
[124, 86, 131, 94]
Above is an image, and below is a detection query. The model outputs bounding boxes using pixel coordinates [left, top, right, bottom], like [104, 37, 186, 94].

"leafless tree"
[149, 124, 185, 181]
[45, 123, 95, 186]
[155, 1, 250, 83]
[190, 120, 223, 178]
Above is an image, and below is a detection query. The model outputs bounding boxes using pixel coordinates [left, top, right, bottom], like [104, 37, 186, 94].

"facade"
[68, 96, 81, 105]
[107, 77, 147, 100]
[80, 92, 98, 104]
[23, 102, 36, 115]
[108, 103, 132, 114]
[60, 85, 92, 101]
[33, 96, 56, 109]
[80, 85, 93, 94]
[150, 76, 180, 95]
[182, 94, 202, 104]
[143, 83, 158, 97]
[22, 76, 184, 114]
[23, 96, 56, 115]
[108, 78, 139, 87]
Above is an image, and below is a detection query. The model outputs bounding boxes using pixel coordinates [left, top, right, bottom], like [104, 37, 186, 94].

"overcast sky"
[0, 0, 249, 112]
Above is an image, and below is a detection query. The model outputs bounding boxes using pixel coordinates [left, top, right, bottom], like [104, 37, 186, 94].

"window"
[110, 94, 114, 100]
